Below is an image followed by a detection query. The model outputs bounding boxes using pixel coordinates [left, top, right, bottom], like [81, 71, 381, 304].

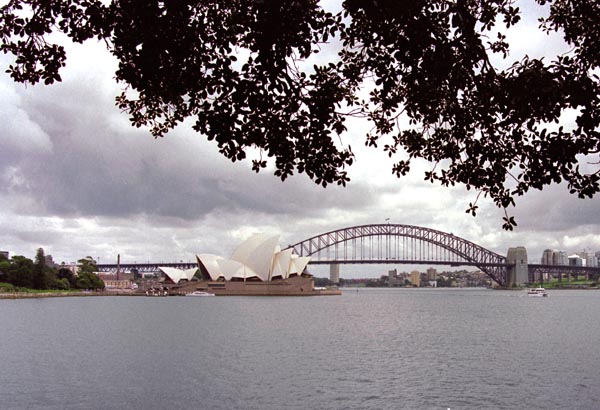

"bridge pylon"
[506, 247, 529, 286]
[330, 263, 340, 284]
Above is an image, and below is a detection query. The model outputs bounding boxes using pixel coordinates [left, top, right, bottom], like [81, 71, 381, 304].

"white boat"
[527, 287, 548, 297]
[186, 290, 215, 297]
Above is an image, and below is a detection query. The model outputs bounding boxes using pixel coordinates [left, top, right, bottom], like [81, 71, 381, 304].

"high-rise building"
[541, 249, 554, 264]
[568, 254, 584, 266]
[410, 270, 420, 287]
[580, 252, 598, 268]
[426, 267, 437, 281]
[388, 269, 403, 287]
[554, 251, 568, 265]
[44, 254, 58, 268]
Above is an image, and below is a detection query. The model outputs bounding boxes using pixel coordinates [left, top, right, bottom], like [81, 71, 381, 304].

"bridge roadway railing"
[308, 259, 510, 268]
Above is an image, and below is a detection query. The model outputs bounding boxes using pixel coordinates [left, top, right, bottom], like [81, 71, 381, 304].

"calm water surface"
[1, 288, 599, 410]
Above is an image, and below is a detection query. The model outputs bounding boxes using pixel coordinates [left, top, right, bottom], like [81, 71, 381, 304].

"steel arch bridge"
[286, 224, 511, 287]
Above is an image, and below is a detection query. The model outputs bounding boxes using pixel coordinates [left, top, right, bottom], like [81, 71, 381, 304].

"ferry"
[527, 287, 549, 297]
[185, 290, 215, 297]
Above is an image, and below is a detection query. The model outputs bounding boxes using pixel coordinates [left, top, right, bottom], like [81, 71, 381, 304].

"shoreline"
[0, 291, 144, 299]
[2, 286, 596, 299]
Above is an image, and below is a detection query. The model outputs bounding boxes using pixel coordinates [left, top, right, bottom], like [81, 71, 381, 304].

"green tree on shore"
[77, 257, 97, 274]
[0, 253, 9, 283]
[76, 257, 105, 290]
[32, 248, 48, 289]
[0, 251, 104, 291]
[5, 255, 35, 288]
[57, 267, 77, 289]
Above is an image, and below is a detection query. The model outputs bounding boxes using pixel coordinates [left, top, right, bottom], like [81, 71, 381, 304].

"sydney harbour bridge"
[97, 223, 600, 288]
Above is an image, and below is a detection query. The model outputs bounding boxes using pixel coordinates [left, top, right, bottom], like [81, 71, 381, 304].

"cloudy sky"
[1, 2, 599, 277]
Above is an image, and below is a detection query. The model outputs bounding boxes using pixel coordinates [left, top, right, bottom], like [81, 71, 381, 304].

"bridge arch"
[287, 224, 509, 287]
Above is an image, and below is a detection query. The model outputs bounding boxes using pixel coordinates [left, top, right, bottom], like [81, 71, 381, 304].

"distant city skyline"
[541, 249, 600, 268]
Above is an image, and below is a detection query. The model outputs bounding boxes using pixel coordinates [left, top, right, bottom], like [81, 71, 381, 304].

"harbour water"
[1, 288, 599, 410]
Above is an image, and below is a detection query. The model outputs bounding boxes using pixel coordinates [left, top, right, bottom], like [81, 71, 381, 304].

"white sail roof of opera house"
[290, 255, 311, 276]
[196, 234, 311, 281]
[196, 254, 224, 281]
[217, 259, 260, 281]
[230, 233, 273, 264]
[158, 267, 198, 284]
[271, 248, 293, 278]
[231, 234, 279, 281]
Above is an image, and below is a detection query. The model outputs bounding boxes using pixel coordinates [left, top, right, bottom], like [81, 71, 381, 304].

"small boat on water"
[527, 287, 549, 297]
[186, 290, 215, 297]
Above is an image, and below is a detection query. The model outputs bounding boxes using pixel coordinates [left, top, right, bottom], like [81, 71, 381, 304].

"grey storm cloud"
[512, 185, 600, 233]
[0, 66, 378, 224]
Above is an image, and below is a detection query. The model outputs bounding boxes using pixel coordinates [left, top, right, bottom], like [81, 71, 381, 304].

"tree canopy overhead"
[2, 0, 599, 229]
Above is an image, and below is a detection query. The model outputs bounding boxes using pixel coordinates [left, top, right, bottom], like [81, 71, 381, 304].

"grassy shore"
[0, 283, 141, 299]
[0, 291, 144, 299]
[528, 279, 598, 289]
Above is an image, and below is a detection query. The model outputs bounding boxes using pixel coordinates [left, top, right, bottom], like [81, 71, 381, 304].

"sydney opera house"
[160, 234, 338, 296]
